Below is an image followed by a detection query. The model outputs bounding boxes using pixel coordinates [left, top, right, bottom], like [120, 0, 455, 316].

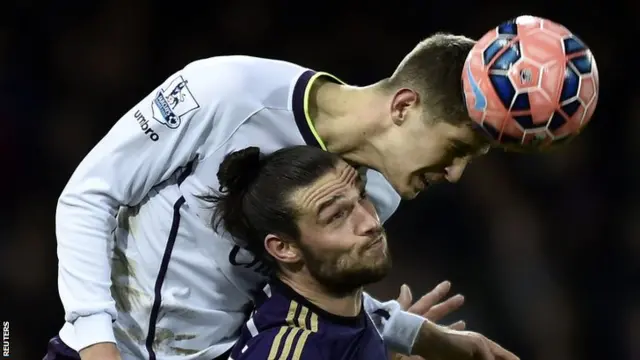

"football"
[461, 15, 599, 150]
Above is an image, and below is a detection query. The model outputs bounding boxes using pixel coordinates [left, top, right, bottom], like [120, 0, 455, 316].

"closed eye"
[329, 208, 349, 223]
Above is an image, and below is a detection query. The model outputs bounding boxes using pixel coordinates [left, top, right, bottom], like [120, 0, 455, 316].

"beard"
[298, 234, 392, 297]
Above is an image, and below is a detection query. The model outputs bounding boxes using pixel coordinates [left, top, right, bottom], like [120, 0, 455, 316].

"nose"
[354, 201, 381, 236]
[445, 159, 469, 183]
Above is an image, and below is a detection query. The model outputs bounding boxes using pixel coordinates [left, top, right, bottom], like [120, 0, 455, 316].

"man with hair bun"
[205, 145, 516, 360]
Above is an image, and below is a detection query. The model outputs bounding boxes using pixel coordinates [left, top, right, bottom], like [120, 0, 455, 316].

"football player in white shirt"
[50, 33, 506, 360]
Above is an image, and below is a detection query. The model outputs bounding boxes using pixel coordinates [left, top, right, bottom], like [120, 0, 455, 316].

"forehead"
[289, 161, 360, 213]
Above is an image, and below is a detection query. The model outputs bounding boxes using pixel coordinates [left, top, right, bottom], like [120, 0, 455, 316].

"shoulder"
[233, 326, 324, 360]
[178, 56, 254, 101]
[166, 56, 310, 152]
[182, 56, 309, 102]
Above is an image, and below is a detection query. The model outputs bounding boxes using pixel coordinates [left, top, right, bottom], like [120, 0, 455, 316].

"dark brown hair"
[202, 146, 343, 265]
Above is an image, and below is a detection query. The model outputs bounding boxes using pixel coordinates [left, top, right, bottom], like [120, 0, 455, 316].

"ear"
[390, 88, 419, 126]
[264, 234, 301, 264]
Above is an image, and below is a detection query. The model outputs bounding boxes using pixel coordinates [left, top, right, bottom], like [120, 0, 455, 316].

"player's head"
[208, 146, 390, 296]
[373, 33, 490, 198]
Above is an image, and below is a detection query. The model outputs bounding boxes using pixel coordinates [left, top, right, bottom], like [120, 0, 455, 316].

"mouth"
[420, 174, 431, 189]
[415, 171, 449, 191]
[413, 174, 430, 193]
[364, 235, 384, 251]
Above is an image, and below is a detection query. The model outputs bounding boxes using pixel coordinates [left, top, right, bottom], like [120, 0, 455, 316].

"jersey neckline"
[270, 278, 367, 328]
[291, 70, 345, 152]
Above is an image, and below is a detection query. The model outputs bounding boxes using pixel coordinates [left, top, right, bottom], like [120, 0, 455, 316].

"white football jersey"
[56, 56, 421, 360]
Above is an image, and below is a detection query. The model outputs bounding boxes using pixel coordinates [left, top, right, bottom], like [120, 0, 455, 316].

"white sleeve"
[56, 61, 247, 351]
[363, 169, 401, 223]
[362, 293, 425, 355]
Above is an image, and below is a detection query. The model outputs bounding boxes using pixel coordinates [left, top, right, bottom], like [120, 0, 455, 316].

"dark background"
[0, 1, 637, 359]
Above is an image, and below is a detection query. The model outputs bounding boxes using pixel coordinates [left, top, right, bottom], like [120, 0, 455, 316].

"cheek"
[303, 229, 354, 253]
[419, 141, 448, 163]
[361, 200, 380, 223]
[404, 139, 445, 170]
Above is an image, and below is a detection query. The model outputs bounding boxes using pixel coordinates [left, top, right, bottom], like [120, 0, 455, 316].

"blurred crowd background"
[0, 1, 637, 359]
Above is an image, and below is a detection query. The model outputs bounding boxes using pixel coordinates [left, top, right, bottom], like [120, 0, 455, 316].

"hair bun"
[217, 147, 262, 194]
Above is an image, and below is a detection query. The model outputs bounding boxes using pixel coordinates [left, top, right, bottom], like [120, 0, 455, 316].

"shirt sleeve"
[56, 60, 252, 351]
[232, 328, 324, 360]
[362, 293, 425, 355]
[362, 169, 401, 223]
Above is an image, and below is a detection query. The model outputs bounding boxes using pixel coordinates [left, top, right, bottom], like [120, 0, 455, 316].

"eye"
[330, 209, 348, 223]
[449, 145, 463, 156]
[450, 143, 472, 159]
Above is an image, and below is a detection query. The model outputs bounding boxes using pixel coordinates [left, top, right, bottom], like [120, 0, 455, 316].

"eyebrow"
[317, 195, 344, 216]
[453, 138, 488, 155]
[315, 176, 365, 217]
[451, 139, 473, 151]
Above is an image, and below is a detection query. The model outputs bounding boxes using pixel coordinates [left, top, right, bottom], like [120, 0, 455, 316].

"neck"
[278, 272, 363, 318]
[309, 78, 389, 171]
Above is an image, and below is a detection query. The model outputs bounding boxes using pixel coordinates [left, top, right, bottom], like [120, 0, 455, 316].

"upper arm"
[53, 58, 263, 349]
[58, 59, 254, 209]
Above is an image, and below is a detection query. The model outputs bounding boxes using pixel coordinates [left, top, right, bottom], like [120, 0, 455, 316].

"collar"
[271, 277, 366, 328]
[291, 70, 345, 151]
